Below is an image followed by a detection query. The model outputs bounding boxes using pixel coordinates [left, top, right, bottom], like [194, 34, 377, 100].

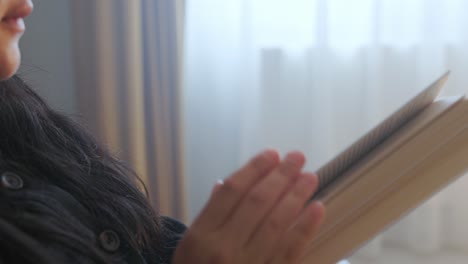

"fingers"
[244, 172, 319, 260]
[270, 201, 325, 264]
[222, 151, 306, 244]
[174, 150, 326, 264]
[192, 149, 280, 231]
[210, 179, 224, 195]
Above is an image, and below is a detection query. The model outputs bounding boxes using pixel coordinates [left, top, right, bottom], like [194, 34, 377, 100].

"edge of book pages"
[312, 71, 450, 199]
[304, 72, 468, 264]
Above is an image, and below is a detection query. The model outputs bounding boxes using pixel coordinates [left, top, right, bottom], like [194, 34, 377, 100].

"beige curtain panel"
[71, 0, 187, 221]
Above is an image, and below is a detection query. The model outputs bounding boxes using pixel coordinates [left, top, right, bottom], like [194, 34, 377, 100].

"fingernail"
[301, 172, 317, 185]
[313, 201, 324, 208]
[285, 151, 305, 165]
[262, 148, 277, 156]
[212, 179, 224, 194]
[261, 149, 279, 162]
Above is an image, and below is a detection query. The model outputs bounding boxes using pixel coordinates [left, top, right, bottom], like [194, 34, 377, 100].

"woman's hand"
[172, 150, 325, 264]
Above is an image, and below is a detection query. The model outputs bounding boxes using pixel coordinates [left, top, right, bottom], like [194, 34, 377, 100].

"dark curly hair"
[0, 75, 178, 263]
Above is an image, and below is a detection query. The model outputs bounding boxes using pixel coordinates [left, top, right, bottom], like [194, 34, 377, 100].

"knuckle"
[249, 154, 272, 174]
[291, 184, 309, 201]
[208, 249, 232, 264]
[247, 190, 268, 206]
[265, 217, 283, 233]
[283, 247, 301, 263]
[183, 229, 203, 245]
[176, 231, 202, 257]
[278, 161, 296, 176]
[180, 231, 234, 264]
[296, 222, 313, 238]
[221, 178, 242, 194]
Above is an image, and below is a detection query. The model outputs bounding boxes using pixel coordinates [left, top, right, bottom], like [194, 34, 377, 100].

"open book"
[303, 72, 468, 264]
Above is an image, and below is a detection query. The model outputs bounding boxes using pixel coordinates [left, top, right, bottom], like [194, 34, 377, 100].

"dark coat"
[0, 166, 186, 263]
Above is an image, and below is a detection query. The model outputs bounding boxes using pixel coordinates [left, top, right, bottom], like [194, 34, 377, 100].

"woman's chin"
[0, 44, 20, 80]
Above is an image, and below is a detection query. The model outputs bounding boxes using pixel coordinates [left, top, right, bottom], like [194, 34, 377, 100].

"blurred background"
[20, 0, 468, 263]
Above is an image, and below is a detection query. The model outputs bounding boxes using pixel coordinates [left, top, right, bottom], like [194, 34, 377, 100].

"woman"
[0, 0, 325, 263]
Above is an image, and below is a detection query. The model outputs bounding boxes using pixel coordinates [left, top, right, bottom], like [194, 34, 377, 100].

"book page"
[312, 72, 450, 199]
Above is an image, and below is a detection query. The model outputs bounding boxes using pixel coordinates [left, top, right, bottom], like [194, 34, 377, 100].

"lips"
[1, 0, 34, 33]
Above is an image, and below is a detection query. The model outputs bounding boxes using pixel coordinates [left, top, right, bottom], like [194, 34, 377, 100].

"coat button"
[99, 230, 120, 252]
[1, 172, 24, 190]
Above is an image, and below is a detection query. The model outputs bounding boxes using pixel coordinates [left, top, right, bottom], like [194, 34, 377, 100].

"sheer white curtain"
[183, 0, 468, 260]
